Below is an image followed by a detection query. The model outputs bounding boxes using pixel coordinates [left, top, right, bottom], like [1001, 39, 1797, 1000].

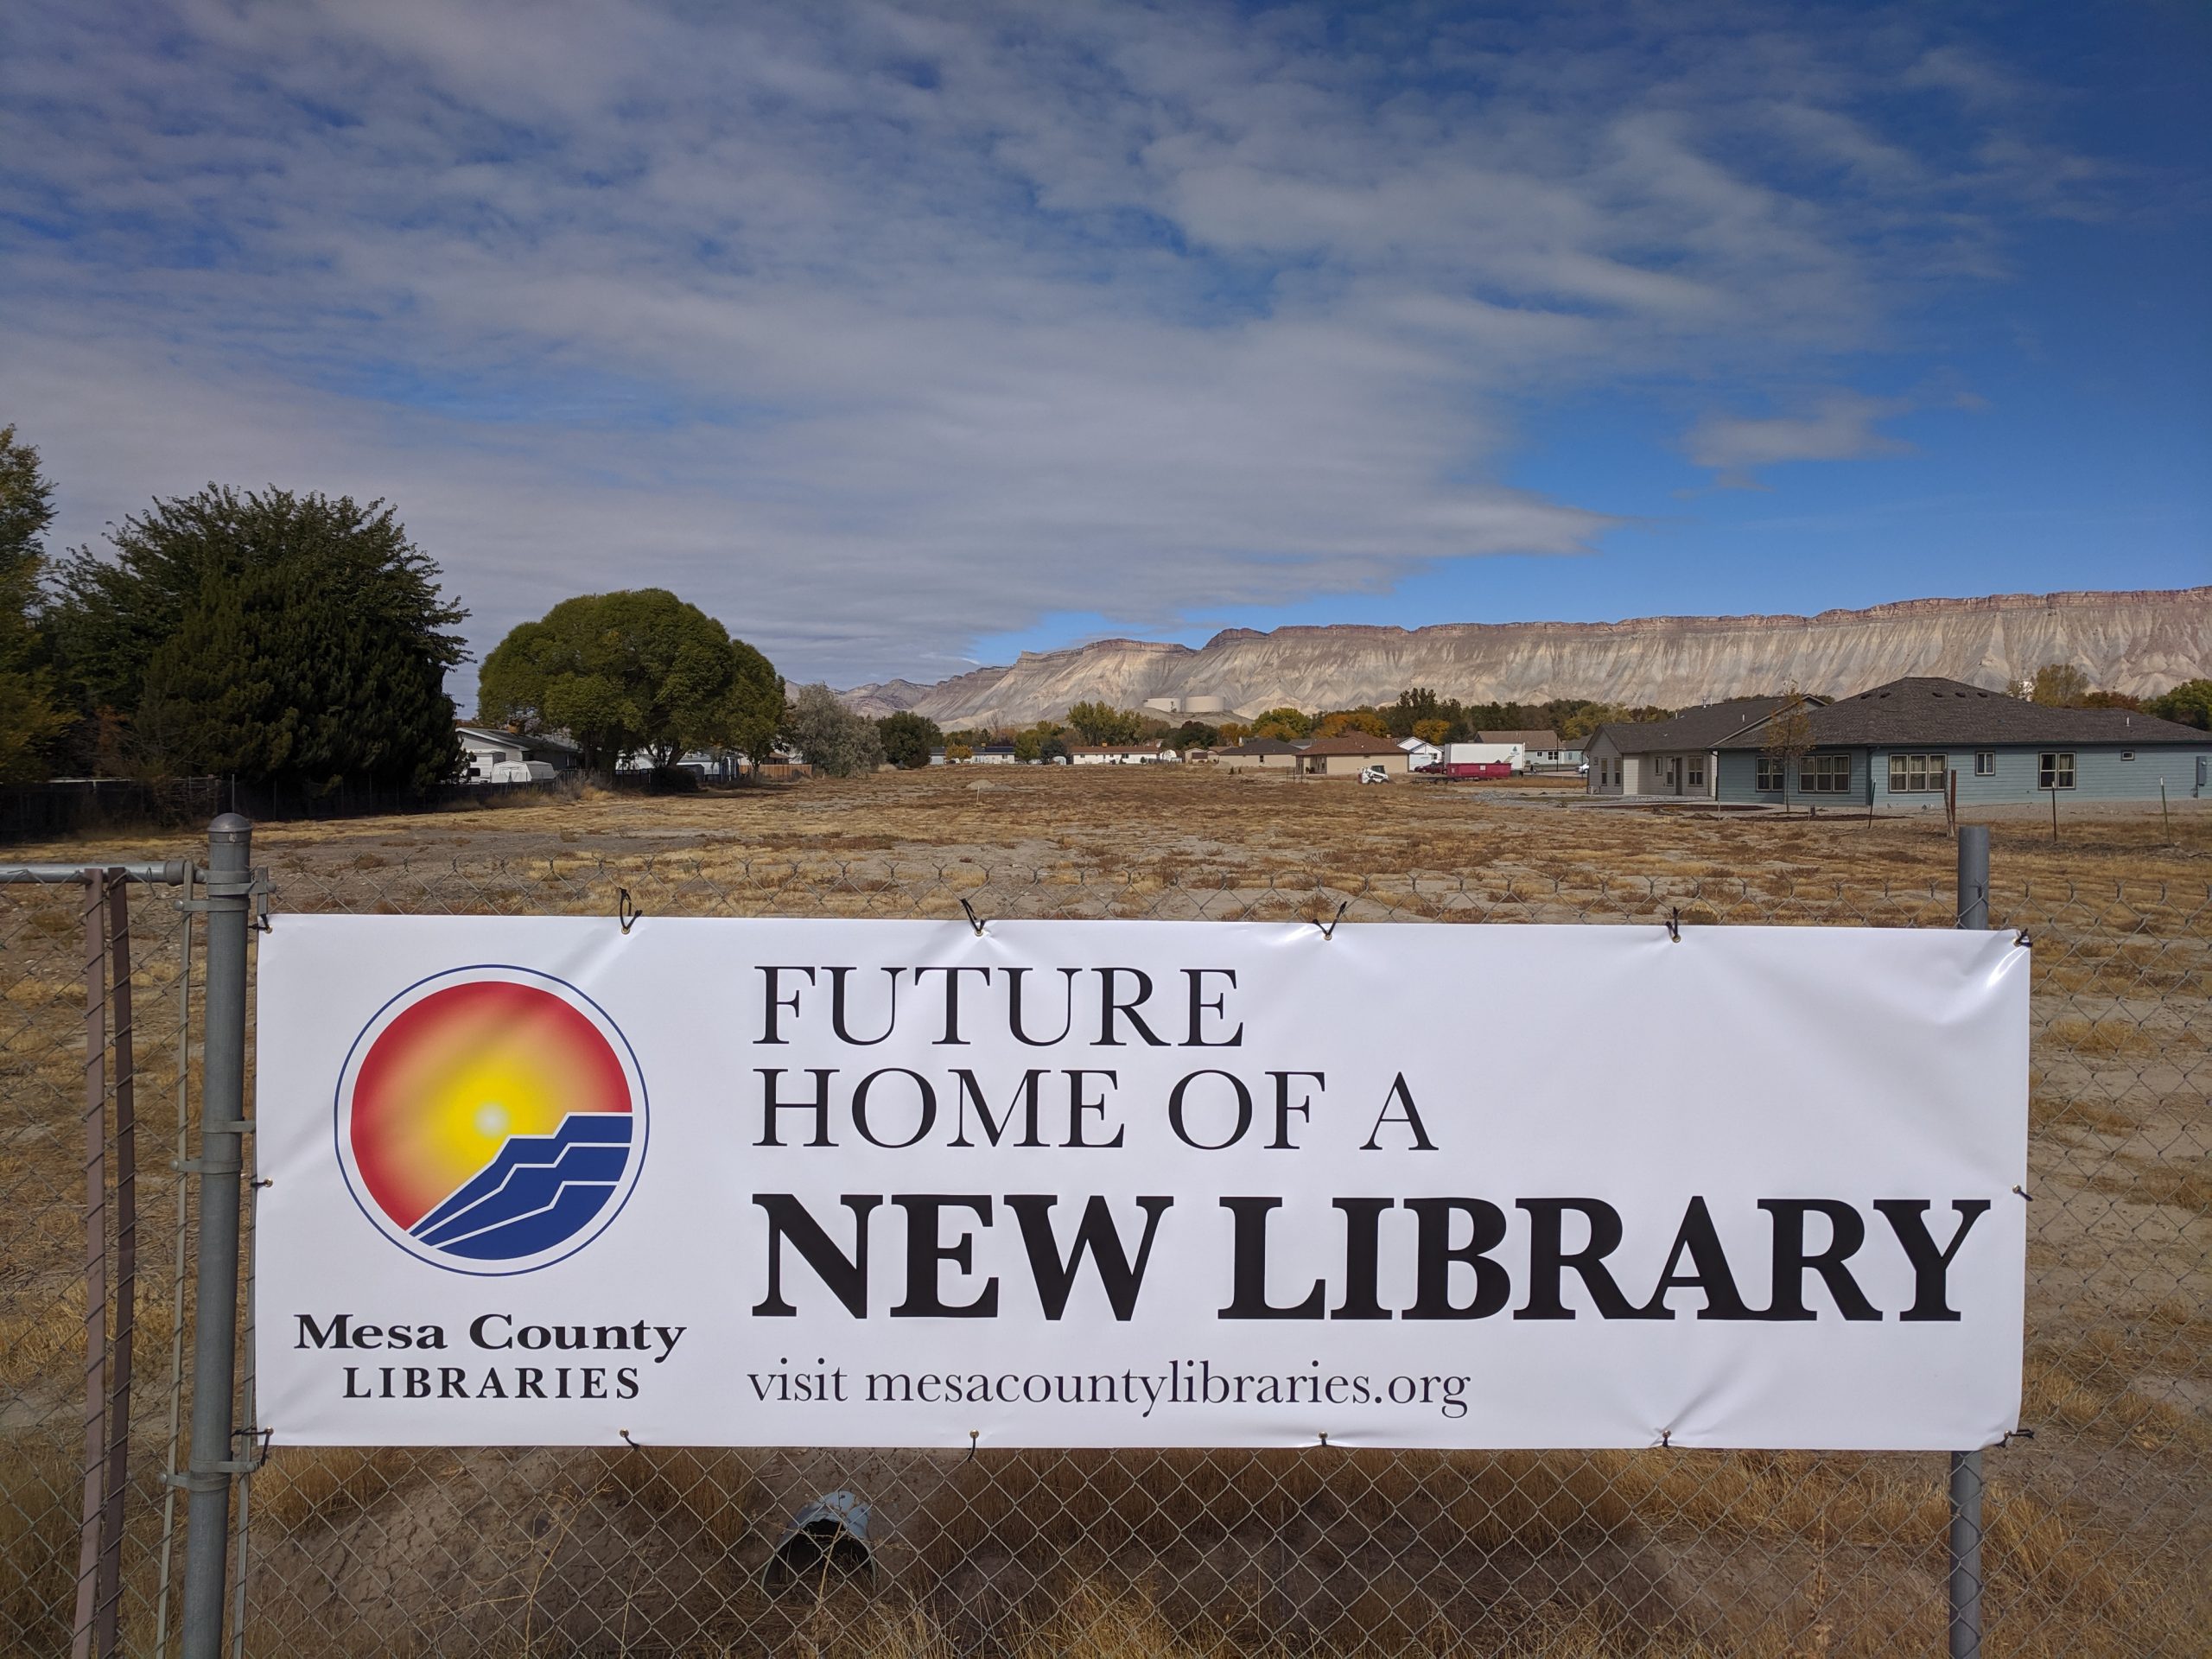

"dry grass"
[3, 771, 2208, 1655]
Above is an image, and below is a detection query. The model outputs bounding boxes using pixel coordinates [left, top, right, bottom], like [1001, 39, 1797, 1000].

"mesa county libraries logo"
[334, 967, 647, 1276]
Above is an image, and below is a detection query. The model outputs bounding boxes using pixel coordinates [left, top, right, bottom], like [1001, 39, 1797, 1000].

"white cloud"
[0, 1, 2094, 690]
[1685, 393, 1914, 486]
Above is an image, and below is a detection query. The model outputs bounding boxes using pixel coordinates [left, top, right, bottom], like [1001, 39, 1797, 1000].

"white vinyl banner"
[256, 917, 2028, 1451]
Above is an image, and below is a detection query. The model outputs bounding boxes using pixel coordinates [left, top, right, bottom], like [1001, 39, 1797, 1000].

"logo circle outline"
[331, 963, 650, 1277]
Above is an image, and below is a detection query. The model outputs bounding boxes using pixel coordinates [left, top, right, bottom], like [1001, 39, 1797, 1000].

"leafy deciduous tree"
[1248, 706, 1313, 741]
[2028, 663, 2092, 707]
[479, 588, 779, 776]
[1065, 701, 1144, 745]
[878, 710, 943, 769]
[2145, 679, 2212, 731]
[782, 683, 884, 776]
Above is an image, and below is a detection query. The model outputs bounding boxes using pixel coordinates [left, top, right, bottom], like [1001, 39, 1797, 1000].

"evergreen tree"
[45, 485, 467, 791]
[0, 426, 68, 781]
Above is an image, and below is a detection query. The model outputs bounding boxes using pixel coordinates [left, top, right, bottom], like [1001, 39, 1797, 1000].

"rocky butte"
[842, 588, 2211, 730]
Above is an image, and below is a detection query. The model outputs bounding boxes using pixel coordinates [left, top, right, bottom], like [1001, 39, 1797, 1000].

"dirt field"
[28, 763, 2212, 893]
[3, 768, 2207, 1656]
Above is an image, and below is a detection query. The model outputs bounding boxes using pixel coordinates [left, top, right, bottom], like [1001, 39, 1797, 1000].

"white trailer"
[1441, 741, 1527, 773]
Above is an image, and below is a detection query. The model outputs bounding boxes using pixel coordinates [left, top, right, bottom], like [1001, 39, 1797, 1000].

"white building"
[1399, 737, 1443, 772]
[454, 725, 582, 782]
[1070, 744, 1179, 765]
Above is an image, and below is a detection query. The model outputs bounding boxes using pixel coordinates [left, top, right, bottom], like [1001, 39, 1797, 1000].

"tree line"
[0, 423, 899, 791]
[5, 423, 2205, 795]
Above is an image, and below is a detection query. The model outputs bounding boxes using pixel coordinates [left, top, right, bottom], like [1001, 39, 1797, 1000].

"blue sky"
[3, 2, 2206, 696]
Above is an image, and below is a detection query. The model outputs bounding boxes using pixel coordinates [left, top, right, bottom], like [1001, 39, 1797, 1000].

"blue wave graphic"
[410, 1114, 632, 1261]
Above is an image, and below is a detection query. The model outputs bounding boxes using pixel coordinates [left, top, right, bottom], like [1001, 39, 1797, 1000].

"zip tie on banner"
[617, 888, 641, 935]
[965, 1429, 979, 1462]
[619, 1428, 640, 1448]
[959, 899, 988, 937]
[1318, 899, 1349, 940]
[1666, 908, 1681, 944]
[2012, 1185, 2033, 1202]
[1999, 1427, 2037, 1450]
[2014, 929, 2032, 948]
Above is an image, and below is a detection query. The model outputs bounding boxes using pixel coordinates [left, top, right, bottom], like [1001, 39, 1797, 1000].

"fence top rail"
[0, 860, 193, 886]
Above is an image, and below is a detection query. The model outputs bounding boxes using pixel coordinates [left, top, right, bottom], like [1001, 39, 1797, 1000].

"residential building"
[1069, 744, 1179, 765]
[454, 724, 582, 781]
[1294, 734, 1410, 777]
[1582, 699, 1800, 798]
[1713, 677, 2212, 807]
[1399, 737, 1443, 772]
[1218, 738, 1306, 772]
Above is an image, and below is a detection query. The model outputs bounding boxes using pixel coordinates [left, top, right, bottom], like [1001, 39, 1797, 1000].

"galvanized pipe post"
[1948, 823, 1989, 1658]
[181, 815, 253, 1659]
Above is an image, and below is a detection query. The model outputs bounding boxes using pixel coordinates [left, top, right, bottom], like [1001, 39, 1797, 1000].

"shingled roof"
[1592, 698, 1800, 756]
[1714, 677, 2209, 748]
[1298, 734, 1408, 756]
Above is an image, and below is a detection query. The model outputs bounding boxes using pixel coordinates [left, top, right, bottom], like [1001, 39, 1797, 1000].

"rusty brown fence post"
[67, 870, 140, 1659]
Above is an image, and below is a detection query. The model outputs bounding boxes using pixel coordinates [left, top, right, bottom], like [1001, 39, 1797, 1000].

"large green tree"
[1065, 700, 1144, 745]
[877, 710, 942, 769]
[478, 588, 780, 775]
[2145, 679, 2212, 731]
[0, 426, 69, 781]
[45, 485, 467, 791]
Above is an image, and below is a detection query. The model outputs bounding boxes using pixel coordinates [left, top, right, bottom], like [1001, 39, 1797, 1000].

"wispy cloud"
[0, 1, 2102, 688]
[1685, 393, 1914, 486]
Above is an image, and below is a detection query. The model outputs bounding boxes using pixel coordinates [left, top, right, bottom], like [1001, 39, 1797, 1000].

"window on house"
[2038, 753, 2075, 790]
[1974, 752, 1995, 776]
[1688, 760, 1705, 787]
[1755, 757, 1784, 791]
[1887, 753, 1948, 793]
[1800, 754, 1850, 793]
[2120, 751, 2134, 762]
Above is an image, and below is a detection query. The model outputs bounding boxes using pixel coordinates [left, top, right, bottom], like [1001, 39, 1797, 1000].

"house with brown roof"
[1713, 677, 2209, 807]
[1217, 738, 1306, 771]
[1293, 734, 1411, 777]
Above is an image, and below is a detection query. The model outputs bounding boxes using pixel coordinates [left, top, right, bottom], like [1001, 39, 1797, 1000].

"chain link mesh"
[4, 836, 2206, 1656]
[2, 873, 199, 1656]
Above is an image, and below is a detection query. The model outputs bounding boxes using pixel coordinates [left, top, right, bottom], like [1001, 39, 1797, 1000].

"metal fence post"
[181, 815, 253, 1659]
[1949, 822, 1989, 1658]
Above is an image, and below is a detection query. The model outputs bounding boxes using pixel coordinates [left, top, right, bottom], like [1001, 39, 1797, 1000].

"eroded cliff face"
[843, 588, 2212, 728]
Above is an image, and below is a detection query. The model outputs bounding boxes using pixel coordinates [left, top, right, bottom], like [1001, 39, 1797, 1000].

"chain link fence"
[4, 836, 2206, 1656]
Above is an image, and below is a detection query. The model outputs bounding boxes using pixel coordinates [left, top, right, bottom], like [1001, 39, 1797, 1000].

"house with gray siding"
[1582, 698, 1802, 798]
[1711, 677, 2211, 809]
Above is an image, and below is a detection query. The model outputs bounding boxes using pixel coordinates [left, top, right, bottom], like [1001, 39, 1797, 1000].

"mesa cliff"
[841, 588, 2211, 729]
